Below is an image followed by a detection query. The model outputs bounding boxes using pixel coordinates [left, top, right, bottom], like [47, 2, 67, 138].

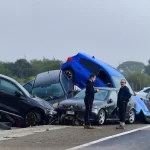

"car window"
[32, 83, 64, 100]
[79, 58, 100, 74]
[146, 92, 150, 99]
[0, 78, 23, 95]
[75, 89, 108, 101]
[109, 91, 117, 102]
[144, 88, 150, 93]
[23, 81, 33, 93]
[94, 90, 108, 100]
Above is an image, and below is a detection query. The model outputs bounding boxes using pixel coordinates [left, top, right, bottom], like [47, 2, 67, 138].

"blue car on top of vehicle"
[61, 52, 150, 123]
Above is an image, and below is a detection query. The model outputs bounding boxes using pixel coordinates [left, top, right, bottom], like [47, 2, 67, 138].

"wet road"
[0, 124, 148, 150]
[70, 126, 150, 150]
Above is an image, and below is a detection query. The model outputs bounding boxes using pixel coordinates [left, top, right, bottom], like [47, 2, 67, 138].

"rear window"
[79, 58, 100, 74]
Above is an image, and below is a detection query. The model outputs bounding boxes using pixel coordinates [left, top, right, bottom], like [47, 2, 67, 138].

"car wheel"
[64, 69, 74, 80]
[127, 109, 135, 124]
[98, 109, 106, 125]
[25, 111, 42, 127]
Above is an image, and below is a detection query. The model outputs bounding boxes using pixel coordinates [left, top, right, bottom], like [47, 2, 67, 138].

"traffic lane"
[81, 127, 150, 150]
[0, 124, 146, 150]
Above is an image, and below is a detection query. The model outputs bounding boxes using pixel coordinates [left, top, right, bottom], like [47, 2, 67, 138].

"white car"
[135, 87, 150, 98]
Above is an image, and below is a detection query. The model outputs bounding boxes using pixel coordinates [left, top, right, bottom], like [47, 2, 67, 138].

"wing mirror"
[107, 99, 113, 104]
[15, 91, 23, 97]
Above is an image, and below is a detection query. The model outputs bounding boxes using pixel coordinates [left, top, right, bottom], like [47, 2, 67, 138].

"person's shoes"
[116, 125, 124, 129]
[84, 125, 94, 129]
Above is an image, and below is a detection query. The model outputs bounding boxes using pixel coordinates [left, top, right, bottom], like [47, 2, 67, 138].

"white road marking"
[66, 125, 150, 150]
[0, 125, 68, 141]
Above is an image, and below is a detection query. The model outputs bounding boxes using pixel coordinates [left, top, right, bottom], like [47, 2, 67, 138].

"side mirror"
[107, 99, 113, 104]
[15, 91, 23, 97]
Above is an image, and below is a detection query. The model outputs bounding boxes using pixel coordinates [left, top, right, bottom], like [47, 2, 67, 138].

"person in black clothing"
[116, 79, 132, 129]
[84, 74, 99, 129]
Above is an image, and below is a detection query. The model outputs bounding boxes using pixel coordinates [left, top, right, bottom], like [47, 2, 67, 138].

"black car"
[23, 70, 74, 107]
[56, 87, 136, 125]
[0, 74, 56, 127]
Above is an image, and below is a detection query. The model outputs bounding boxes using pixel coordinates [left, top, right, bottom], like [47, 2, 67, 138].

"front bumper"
[56, 108, 99, 122]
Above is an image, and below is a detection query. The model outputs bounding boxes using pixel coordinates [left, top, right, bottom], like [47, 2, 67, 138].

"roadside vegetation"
[0, 57, 150, 91]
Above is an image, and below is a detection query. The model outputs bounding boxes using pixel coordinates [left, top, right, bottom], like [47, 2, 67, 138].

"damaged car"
[23, 70, 74, 107]
[61, 52, 150, 123]
[0, 74, 56, 127]
[56, 87, 136, 125]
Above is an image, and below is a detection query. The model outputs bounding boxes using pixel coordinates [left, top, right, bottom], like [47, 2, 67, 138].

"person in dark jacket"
[116, 79, 132, 129]
[84, 74, 99, 129]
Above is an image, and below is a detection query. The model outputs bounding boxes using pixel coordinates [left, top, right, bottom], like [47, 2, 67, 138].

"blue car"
[61, 52, 150, 123]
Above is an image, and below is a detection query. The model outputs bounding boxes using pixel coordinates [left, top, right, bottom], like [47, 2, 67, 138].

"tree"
[117, 61, 145, 77]
[127, 72, 150, 91]
[145, 59, 150, 75]
[14, 59, 33, 78]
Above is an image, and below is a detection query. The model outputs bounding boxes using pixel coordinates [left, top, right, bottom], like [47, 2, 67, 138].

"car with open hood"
[56, 87, 136, 125]
[23, 70, 74, 107]
[0, 74, 56, 127]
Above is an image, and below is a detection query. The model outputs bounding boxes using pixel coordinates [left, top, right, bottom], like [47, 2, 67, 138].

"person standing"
[116, 79, 132, 129]
[84, 74, 99, 129]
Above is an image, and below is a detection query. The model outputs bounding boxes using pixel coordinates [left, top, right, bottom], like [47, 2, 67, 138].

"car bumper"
[56, 108, 99, 121]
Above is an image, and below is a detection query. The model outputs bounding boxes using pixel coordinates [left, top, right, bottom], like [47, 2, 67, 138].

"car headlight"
[45, 109, 57, 115]
[92, 107, 98, 114]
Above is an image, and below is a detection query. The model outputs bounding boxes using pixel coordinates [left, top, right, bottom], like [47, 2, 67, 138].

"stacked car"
[1, 52, 150, 129]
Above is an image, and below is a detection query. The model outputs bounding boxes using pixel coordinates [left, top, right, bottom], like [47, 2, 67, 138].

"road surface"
[0, 124, 148, 150]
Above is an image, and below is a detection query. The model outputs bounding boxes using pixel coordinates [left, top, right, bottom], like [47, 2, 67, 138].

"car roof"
[0, 74, 18, 84]
[77, 52, 124, 77]
[33, 70, 61, 88]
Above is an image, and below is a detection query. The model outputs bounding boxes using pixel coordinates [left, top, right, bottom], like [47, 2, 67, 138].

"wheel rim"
[64, 70, 73, 80]
[25, 112, 37, 127]
[129, 110, 135, 123]
[98, 110, 105, 125]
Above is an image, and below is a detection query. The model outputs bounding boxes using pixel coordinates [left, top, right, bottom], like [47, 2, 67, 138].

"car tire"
[25, 110, 42, 127]
[98, 109, 106, 125]
[127, 109, 136, 124]
[64, 69, 74, 80]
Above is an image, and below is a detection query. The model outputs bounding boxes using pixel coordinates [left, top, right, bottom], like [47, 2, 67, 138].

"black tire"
[25, 110, 42, 127]
[98, 109, 106, 125]
[64, 69, 74, 80]
[127, 109, 136, 124]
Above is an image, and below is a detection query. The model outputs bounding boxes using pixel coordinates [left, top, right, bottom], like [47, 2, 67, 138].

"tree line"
[0, 57, 150, 90]
[0, 58, 63, 84]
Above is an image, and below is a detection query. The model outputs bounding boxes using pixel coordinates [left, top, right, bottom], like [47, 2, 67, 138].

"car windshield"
[32, 83, 64, 100]
[74, 89, 109, 101]
[112, 76, 134, 95]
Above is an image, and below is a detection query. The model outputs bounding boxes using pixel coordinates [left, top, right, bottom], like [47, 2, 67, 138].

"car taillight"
[67, 57, 72, 62]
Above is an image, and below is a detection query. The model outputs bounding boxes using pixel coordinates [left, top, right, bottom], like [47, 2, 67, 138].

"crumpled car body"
[61, 52, 150, 122]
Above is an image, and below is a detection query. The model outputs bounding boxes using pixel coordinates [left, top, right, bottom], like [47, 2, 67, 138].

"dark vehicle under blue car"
[23, 70, 74, 107]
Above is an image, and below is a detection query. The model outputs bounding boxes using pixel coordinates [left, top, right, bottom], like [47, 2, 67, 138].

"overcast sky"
[0, 0, 150, 67]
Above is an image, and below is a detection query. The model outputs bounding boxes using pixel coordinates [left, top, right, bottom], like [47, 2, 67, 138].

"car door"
[0, 78, 27, 117]
[105, 90, 118, 119]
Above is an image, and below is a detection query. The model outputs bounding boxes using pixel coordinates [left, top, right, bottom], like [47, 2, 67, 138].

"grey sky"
[0, 0, 150, 67]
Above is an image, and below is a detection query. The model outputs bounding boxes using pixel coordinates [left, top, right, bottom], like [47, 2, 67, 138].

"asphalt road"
[0, 123, 148, 150]
[80, 127, 150, 150]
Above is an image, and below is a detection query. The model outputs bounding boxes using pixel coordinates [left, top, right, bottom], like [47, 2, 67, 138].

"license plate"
[66, 111, 75, 115]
